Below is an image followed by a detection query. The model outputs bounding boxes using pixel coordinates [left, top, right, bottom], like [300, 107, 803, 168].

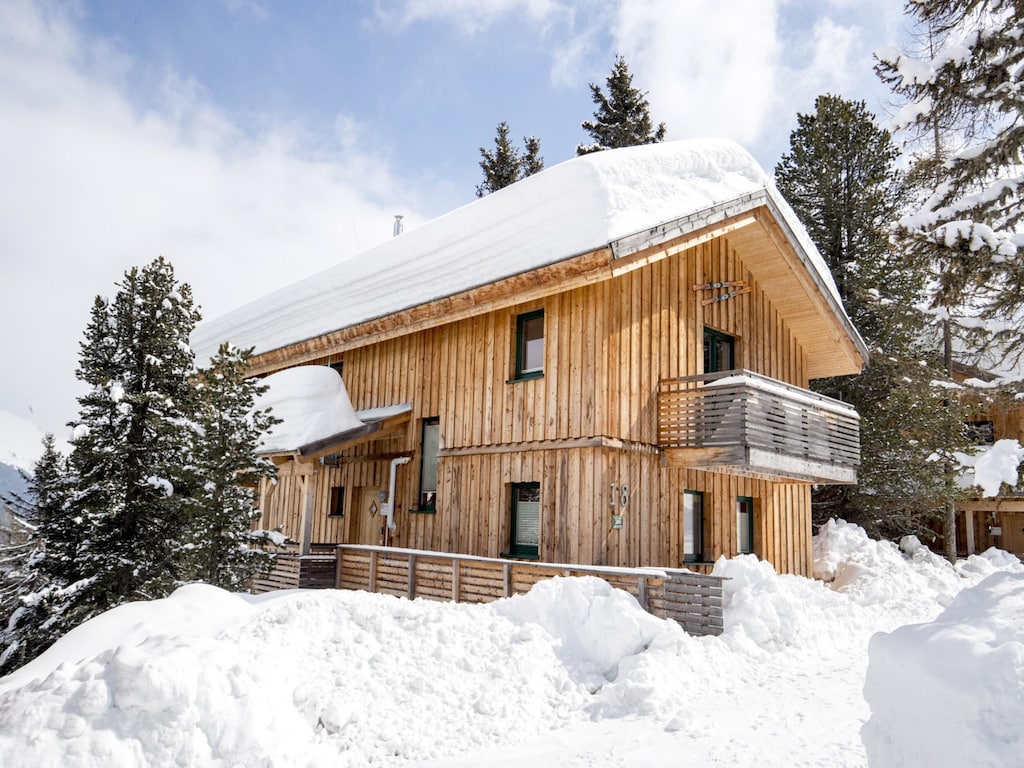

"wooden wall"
[254, 234, 816, 576]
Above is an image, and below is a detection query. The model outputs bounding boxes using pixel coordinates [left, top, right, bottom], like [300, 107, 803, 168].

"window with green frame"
[509, 482, 540, 558]
[737, 496, 754, 554]
[704, 327, 735, 373]
[683, 490, 704, 563]
[417, 417, 439, 512]
[514, 310, 544, 380]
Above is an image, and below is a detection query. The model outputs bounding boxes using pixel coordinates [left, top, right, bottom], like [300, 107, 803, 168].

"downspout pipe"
[382, 456, 411, 534]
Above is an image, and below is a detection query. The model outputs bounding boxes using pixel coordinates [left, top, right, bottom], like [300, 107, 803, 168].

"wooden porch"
[252, 544, 726, 637]
[658, 370, 860, 484]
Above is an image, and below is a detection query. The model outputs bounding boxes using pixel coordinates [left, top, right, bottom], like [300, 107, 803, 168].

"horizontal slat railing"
[658, 370, 860, 482]
[249, 545, 340, 593]
[336, 544, 726, 637]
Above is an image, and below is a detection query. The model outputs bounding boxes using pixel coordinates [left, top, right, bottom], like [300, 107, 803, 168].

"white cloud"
[0, 0, 417, 434]
[613, 0, 781, 147]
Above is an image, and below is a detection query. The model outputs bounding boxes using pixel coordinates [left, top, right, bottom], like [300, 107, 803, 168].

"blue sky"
[1, 0, 907, 437]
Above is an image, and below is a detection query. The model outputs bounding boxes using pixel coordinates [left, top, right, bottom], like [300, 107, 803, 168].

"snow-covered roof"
[192, 139, 862, 365]
[254, 366, 411, 456]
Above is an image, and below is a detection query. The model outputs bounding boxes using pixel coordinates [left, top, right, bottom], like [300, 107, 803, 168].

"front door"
[1003, 513, 1024, 557]
[349, 487, 386, 545]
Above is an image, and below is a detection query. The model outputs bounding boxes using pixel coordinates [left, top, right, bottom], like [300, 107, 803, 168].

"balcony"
[658, 370, 860, 484]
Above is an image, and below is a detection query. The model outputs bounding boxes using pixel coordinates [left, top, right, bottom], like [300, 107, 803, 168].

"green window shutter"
[510, 482, 540, 557]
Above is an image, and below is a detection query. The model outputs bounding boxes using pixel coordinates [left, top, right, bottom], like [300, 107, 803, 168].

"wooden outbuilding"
[193, 140, 869, 580]
[951, 369, 1024, 559]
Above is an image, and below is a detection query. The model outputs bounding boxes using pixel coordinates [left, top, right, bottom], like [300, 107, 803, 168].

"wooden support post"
[335, 545, 343, 589]
[966, 508, 976, 555]
[451, 559, 461, 603]
[638, 576, 649, 610]
[369, 550, 378, 593]
[503, 562, 512, 597]
[407, 554, 417, 600]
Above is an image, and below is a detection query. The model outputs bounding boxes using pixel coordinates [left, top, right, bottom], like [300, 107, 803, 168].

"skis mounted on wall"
[692, 280, 746, 291]
[701, 286, 752, 305]
[693, 279, 750, 305]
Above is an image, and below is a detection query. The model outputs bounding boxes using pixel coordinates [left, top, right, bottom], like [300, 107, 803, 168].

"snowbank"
[0, 521, 1021, 768]
[862, 571, 1024, 768]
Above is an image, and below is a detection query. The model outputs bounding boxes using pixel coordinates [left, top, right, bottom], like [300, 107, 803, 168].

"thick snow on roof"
[193, 139, 844, 363]
[254, 366, 363, 454]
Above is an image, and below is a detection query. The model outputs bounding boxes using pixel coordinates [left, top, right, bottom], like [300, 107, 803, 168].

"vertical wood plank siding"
[255, 236, 815, 576]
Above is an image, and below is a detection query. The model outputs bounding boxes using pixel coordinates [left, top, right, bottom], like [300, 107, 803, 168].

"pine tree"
[775, 95, 917, 344]
[0, 436, 72, 674]
[476, 122, 544, 197]
[875, 1, 1024, 557]
[876, 0, 1024, 342]
[775, 94, 976, 540]
[577, 55, 667, 155]
[185, 343, 277, 590]
[61, 257, 202, 620]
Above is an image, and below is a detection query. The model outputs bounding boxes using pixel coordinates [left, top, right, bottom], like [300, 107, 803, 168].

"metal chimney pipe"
[393, 214, 404, 237]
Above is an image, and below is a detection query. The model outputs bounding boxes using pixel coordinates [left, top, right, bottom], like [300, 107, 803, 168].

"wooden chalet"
[192, 139, 869, 583]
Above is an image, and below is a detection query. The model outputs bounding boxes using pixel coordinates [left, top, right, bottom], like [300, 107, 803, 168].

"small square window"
[514, 310, 544, 380]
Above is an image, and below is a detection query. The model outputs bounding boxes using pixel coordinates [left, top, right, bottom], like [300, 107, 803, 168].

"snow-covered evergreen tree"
[775, 94, 977, 540]
[185, 343, 277, 590]
[476, 121, 544, 196]
[876, 0, 1024, 351]
[577, 55, 666, 155]
[61, 257, 201, 621]
[0, 435, 72, 674]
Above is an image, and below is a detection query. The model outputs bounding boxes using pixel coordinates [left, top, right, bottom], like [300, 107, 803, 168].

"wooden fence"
[335, 544, 725, 636]
[251, 548, 337, 593]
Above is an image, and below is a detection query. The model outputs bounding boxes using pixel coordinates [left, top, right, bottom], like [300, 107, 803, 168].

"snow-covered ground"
[0, 519, 1020, 768]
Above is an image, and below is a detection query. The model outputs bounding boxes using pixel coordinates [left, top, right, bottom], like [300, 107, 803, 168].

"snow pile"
[0, 521, 1021, 767]
[862, 571, 1024, 768]
[812, 518, 970, 612]
[192, 140, 847, 363]
[253, 365, 363, 453]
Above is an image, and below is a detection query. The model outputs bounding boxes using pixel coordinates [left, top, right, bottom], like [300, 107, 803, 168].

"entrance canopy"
[255, 366, 411, 461]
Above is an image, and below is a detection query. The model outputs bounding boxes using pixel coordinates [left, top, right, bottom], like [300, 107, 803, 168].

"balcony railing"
[658, 370, 860, 484]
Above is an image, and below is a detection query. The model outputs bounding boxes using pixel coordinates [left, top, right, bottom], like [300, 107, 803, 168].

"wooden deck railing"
[658, 369, 860, 484]
[336, 544, 725, 636]
[251, 546, 336, 593]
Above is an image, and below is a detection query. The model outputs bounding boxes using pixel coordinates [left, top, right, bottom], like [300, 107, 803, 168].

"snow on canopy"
[254, 365, 364, 454]
[191, 139, 850, 364]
